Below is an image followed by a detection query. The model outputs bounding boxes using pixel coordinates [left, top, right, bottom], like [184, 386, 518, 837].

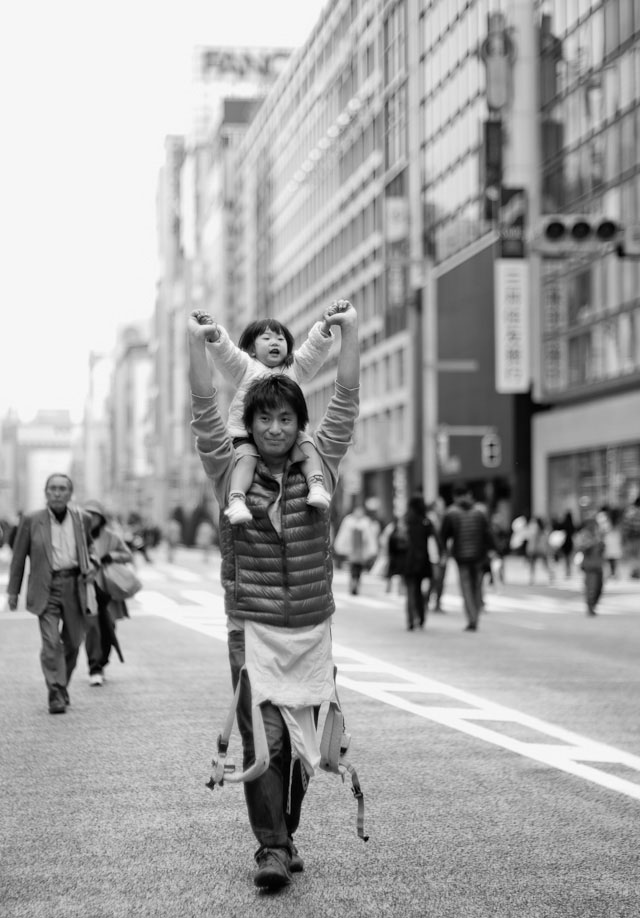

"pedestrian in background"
[524, 515, 553, 584]
[83, 500, 134, 686]
[426, 498, 446, 612]
[440, 483, 495, 632]
[166, 514, 182, 563]
[402, 495, 439, 630]
[597, 507, 623, 579]
[373, 516, 407, 594]
[622, 496, 640, 579]
[489, 510, 510, 585]
[125, 513, 153, 564]
[6, 474, 98, 714]
[333, 503, 379, 595]
[574, 517, 605, 616]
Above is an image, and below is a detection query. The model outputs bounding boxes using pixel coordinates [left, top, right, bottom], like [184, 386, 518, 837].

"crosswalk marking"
[124, 577, 640, 804]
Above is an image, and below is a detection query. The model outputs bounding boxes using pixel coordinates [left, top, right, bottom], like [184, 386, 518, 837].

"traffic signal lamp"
[535, 214, 622, 256]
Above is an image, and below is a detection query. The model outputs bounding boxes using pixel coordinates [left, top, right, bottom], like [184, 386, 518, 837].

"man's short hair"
[44, 473, 73, 493]
[242, 376, 309, 430]
[451, 482, 469, 499]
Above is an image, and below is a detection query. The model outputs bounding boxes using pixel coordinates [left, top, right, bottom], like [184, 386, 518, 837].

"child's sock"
[225, 491, 252, 525]
[306, 474, 331, 510]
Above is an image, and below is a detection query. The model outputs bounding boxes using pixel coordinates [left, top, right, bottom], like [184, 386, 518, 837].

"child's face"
[250, 328, 288, 367]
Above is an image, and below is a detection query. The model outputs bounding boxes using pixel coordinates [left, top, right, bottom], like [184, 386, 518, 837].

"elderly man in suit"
[7, 473, 98, 714]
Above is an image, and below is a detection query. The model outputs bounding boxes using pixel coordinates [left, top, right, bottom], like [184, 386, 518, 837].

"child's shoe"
[225, 493, 252, 525]
[307, 479, 331, 510]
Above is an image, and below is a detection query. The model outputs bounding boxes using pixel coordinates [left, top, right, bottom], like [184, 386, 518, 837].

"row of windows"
[420, 0, 491, 60]
[274, 202, 382, 310]
[385, 87, 408, 168]
[548, 0, 640, 57]
[543, 47, 640, 152]
[384, 1, 406, 84]
[421, 101, 484, 188]
[357, 404, 409, 459]
[274, 248, 384, 328]
[424, 151, 481, 230]
[420, 56, 485, 137]
[543, 306, 640, 393]
[269, 0, 372, 134]
[543, 251, 640, 336]
[360, 345, 407, 396]
[545, 134, 640, 215]
[433, 201, 485, 263]
[548, 441, 640, 519]
[273, 116, 381, 258]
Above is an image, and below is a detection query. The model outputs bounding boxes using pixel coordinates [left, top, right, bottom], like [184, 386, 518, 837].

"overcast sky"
[0, 0, 327, 422]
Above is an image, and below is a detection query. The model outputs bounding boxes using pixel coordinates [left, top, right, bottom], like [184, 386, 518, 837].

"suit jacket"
[8, 507, 96, 616]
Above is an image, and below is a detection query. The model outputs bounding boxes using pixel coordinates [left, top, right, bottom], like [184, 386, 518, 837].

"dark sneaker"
[288, 839, 304, 873]
[48, 689, 66, 714]
[253, 847, 292, 890]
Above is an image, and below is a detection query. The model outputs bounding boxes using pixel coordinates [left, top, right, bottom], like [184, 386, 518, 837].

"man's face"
[250, 401, 299, 465]
[45, 476, 72, 512]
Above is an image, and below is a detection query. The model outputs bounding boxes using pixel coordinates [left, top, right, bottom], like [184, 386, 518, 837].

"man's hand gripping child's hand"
[323, 300, 356, 327]
[190, 309, 221, 342]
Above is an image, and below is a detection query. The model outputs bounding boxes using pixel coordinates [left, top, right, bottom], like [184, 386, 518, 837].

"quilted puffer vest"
[218, 462, 335, 627]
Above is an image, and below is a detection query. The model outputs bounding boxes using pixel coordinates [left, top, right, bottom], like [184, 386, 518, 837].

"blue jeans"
[456, 561, 484, 627]
[228, 630, 313, 850]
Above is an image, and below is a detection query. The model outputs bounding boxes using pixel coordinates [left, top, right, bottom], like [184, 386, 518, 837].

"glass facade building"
[534, 0, 640, 517]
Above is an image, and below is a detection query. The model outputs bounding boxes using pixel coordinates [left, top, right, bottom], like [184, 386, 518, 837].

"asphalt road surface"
[2, 545, 639, 918]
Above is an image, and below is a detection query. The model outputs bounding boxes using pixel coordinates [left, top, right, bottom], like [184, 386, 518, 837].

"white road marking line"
[138, 564, 202, 584]
[127, 576, 640, 802]
[330, 643, 640, 801]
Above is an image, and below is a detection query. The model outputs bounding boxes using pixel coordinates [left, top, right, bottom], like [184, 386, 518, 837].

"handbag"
[102, 562, 142, 601]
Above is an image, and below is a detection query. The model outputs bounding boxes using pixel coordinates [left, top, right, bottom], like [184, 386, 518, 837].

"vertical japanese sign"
[494, 259, 530, 393]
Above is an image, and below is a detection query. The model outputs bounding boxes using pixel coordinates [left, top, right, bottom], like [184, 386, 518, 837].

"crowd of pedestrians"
[333, 489, 640, 629]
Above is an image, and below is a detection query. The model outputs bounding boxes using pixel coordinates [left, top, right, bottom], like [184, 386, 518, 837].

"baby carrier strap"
[319, 667, 369, 842]
[205, 665, 269, 789]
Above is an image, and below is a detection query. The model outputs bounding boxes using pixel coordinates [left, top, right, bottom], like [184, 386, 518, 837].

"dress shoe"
[48, 689, 66, 714]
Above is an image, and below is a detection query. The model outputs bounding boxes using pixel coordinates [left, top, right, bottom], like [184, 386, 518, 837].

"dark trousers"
[85, 584, 111, 675]
[404, 575, 426, 628]
[38, 575, 86, 691]
[349, 562, 364, 594]
[228, 630, 312, 850]
[456, 561, 484, 627]
[584, 570, 603, 612]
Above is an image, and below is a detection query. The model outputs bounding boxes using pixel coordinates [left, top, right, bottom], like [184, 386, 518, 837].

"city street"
[2, 545, 640, 918]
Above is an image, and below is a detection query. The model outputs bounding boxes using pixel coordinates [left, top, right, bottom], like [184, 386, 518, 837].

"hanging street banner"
[494, 258, 530, 393]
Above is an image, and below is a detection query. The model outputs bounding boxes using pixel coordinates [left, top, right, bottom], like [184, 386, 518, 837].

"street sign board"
[481, 432, 502, 468]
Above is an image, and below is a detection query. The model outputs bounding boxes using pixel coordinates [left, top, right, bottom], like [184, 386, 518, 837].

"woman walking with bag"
[83, 500, 138, 685]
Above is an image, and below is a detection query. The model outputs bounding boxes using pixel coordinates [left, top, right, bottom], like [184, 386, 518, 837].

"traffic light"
[535, 214, 622, 256]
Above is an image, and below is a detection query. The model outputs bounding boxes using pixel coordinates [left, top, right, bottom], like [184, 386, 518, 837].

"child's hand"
[189, 310, 220, 342]
[324, 300, 356, 327]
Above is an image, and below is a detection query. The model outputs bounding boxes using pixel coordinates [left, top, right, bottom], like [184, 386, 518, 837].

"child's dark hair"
[238, 319, 295, 368]
[242, 376, 309, 431]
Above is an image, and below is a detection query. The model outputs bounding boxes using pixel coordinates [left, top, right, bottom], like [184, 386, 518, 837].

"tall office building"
[232, 0, 422, 518]
[532, 1, 640, 517]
